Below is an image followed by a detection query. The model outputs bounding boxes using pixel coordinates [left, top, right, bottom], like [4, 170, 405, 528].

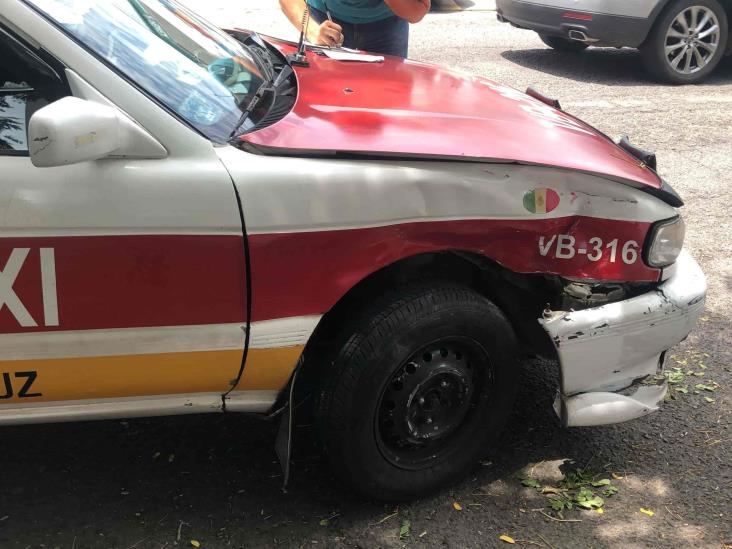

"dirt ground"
[0, 2, 730, 548]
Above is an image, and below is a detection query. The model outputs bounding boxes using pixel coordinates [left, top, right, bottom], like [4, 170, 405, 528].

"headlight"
[647, 216, 685, 267]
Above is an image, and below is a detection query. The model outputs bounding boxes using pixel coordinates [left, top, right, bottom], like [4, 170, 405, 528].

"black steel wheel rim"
[375, 337, 492, 470]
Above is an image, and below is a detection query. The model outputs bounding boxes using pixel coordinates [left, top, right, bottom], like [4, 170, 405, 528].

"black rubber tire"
[539, 33, 589, 52]
[314, 282, 520, 501]
[640, 0, 728, 84]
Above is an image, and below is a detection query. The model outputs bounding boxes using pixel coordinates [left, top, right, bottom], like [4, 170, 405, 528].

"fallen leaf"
[499, 534, 516, 544]
[576, 496, 604, 510]
[541, 486, 561, 494]
[591, 479, 611, 487]
[704, 397, 715, 403]
[190, 541, 201, 548]
[521, 478, 541, 488]
[611, 472, 624, 480]
[640, 508, 654, 517]
[399, 519, 411, 540]
[453, 502, 463, 511]
[596, 508, 604, 514]
[319, 519, 329, 526]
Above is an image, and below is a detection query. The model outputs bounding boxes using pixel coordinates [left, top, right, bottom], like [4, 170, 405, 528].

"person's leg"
[355, 16, 409, 58]
[307, 6, 357, 49]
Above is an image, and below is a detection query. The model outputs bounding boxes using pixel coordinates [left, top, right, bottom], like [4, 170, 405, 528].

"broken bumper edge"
[541, 250, 706, 428]
[553, 376, 668, 428]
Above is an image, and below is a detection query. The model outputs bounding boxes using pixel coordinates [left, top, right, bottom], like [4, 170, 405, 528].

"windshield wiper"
[228, 64, 293, 139]
[242, 33, 275, 82]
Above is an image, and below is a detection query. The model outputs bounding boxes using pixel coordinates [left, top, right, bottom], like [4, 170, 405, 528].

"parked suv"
[497, 0, 730, 83]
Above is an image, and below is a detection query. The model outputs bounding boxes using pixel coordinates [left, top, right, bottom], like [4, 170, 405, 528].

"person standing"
[279, 0, 430, 58]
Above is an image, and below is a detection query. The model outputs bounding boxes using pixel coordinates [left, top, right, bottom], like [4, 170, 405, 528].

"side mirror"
[28, 97, 166, 168]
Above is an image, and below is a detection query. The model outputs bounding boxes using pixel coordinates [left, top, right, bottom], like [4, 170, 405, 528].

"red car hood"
[240, 40, 661, 190]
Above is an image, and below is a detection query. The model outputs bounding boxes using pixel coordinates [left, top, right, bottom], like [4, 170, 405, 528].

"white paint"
[559, 382, 667, 427]
[224, 390, 280, 413]
[0, 390, 279, 424]
[0, 392, 223, 425]
[217, 148, 678, 237]
[0, 315, 322, 361]
[542, 250, 706, 397]
[539, 235, 640, 264]
[40, 248, 59, 327]
[249, 315, 322, 349]
[555, 235, 576, 259]
[0, 248, 37, 328]
[538, 235, 556, 257]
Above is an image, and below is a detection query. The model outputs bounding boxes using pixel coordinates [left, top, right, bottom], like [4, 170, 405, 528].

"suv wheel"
[314, 282, 520, 501]
[539, 33, 589, 52]
[641, 0, 728, 84]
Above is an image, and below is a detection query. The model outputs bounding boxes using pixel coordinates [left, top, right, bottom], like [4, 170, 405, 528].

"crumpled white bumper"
[541, 250, 706, 427]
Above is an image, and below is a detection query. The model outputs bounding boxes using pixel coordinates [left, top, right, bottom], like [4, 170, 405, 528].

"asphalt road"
[1, 3, 730, 548]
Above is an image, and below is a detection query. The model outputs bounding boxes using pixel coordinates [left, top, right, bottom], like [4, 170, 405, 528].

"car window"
[0, 28, 67, 156]
[27, 0, 269, 143]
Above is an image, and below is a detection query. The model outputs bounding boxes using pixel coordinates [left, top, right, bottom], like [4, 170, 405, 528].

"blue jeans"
[308, 6, 409, 58]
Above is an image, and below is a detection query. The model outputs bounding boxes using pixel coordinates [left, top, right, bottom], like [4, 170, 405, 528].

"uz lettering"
[0, 248, 59, 327]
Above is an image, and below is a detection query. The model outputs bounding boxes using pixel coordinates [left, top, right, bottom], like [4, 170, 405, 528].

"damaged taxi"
[0, 0, 706, 500]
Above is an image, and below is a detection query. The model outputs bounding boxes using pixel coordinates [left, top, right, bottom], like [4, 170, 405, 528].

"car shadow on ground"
[0, 355, 727, 547]
[501, 47, 732, 86]
[431, 0, 476, 13]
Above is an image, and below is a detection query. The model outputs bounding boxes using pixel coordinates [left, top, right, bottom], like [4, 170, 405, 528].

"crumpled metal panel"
[542, 250, 706, 397]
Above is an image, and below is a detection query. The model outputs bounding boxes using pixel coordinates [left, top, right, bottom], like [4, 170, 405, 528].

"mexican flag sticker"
[523, 188, 560, 214]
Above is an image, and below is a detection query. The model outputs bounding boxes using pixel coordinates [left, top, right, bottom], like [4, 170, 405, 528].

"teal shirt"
[307, 0, 394, 23]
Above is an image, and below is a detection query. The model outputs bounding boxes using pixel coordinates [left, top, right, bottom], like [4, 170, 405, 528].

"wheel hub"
[376, 339, 488, 468]
[664, 5, 720, 74]
[405, 370, 471, 441]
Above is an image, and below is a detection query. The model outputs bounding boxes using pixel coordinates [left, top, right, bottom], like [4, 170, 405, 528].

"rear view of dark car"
[497, 0, 730, 83]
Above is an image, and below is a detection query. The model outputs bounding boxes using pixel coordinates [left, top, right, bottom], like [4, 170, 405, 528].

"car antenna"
[287, 5, 310, 67]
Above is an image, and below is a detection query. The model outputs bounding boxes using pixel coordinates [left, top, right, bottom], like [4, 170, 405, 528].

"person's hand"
[307, 20, 344, 47]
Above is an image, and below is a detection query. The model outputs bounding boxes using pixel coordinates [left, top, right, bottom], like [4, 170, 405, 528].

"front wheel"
[314, 282, 520, 501]
[640, 0, 729, 84]
[538, 33, 589, 52]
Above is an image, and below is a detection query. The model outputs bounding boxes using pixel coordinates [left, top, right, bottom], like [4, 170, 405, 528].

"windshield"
[27, 0, 269, 142]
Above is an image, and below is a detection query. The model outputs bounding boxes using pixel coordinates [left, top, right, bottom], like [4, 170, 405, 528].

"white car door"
[0, 7, 250, 423]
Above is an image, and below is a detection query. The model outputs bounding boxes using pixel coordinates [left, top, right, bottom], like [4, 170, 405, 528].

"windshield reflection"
[29, 0, 267, 142]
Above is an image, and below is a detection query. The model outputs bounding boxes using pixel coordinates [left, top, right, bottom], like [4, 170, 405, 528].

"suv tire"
[641, 0, 728, 84]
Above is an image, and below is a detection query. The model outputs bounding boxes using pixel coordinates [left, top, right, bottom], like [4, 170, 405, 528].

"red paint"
[563, 12, 593, 21]
[545, 189, 560, 213]
[242, 37, 661, 190]
[0, 236, 245, 334]
[0, 220, 658, 332]
[248, 217, 659, 322]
